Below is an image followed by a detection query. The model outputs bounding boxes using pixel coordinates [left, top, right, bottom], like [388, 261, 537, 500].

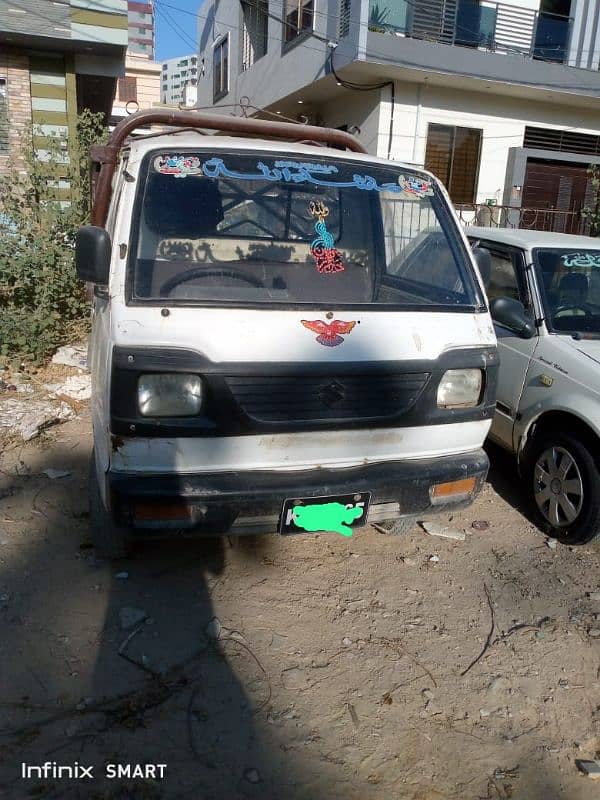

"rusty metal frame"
[90, 109, 367, 228]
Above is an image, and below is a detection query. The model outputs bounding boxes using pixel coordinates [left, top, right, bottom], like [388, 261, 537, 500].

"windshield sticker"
[292, 502, 364, 537]
[561, 252, 600, 268]
[199, 157, 428, 196]
[154, 154, 202, 177]
[398, 174, 434, 197]
[309, 200, 345, 274]
[301, 319, 356, 347]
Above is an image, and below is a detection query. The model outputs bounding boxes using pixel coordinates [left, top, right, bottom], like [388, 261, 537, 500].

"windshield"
[535, 248, 600, 334]
[129, 150, 482, 308]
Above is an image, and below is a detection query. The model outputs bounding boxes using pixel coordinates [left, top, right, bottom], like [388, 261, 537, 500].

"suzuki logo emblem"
[318, 380, 346, 408]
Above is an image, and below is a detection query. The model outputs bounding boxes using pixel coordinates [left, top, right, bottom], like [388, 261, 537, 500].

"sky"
[154, 0, 203, 62]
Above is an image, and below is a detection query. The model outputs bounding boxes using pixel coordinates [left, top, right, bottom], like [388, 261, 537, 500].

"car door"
[477, 242, 539, 451]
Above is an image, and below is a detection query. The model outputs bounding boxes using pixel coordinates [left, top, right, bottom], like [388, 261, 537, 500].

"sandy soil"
[0, 412, 598, 799]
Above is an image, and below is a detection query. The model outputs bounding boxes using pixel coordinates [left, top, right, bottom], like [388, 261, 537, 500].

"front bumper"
[108, 449, 489, 534]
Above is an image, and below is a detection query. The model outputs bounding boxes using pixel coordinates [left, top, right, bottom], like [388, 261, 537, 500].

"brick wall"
[0, 47, 32, 177]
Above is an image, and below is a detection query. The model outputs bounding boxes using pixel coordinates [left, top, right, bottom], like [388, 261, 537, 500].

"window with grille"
[0, 78, 7, 153]
[339, 0, 351, 37]
[524, 126, 600, 156]
[284, 0, 314, 43]
[118, 76, 137, 103]
[213, 35, 229, 101]
[424, 123, 482, 204]
[241, 0, 268, 70]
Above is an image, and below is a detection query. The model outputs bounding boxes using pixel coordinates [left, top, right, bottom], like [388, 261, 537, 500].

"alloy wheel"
[533, 445, 584, 528]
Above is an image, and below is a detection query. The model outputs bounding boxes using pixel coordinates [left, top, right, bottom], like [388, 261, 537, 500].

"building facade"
[127, 0, 154, 58]
[0, 0, 128, 182]
[196, 0, 600, 232]
[161, 53, 199, 105]
[111, 54, 161, 124]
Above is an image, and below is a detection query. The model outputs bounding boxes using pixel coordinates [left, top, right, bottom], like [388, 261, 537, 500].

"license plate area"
[279, 492, 371, 536]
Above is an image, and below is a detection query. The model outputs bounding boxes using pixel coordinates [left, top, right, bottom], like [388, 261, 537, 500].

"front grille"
[224, 373, 430, 423]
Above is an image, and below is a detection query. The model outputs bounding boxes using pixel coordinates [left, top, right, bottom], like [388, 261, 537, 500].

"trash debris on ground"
[429, 554, 440, 563]
[587, 628, 600, 638]
[0, 397, 75, 441]
[546, 538, 558, 550]
[346, 702, 360, 728]
[115, 572, 129, 580]
[119, 606, 148, 630]
[205, 616, 222, 640]
[575, 760, 600, 778]
[586, 591, 600, 600]
[420, 521, 466, 541]
[51, 344, 88, 371]
[43, 374, 91, 402]
[42, 468, 71, 480]
[472, 520, 490, 531]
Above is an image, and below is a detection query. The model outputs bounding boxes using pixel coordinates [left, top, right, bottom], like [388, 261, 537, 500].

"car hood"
[566, 338, 600, 366]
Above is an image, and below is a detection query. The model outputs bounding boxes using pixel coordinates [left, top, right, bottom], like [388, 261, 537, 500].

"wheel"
[88, 452, 131, 559]
[526, 432, 600, 545]
[376, 516, 417, 536]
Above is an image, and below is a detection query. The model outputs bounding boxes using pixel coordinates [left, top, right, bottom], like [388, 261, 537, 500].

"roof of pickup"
[466, 226, 598, 251]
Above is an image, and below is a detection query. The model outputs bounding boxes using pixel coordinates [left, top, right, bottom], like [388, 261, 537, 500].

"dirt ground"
[0, 411, 599, 800]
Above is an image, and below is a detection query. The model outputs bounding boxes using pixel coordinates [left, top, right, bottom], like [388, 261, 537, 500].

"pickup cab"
[76, 110, 498, 558]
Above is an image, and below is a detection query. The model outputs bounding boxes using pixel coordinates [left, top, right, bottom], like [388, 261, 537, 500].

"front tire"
[526, 432, 600, 545]
[89, 452, 131, 559]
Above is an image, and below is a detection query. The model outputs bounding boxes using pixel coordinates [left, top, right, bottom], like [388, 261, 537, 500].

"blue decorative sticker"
[199, 157, 432, 196]
[309, 200, 345, 274]
[561, 252, 600, 268]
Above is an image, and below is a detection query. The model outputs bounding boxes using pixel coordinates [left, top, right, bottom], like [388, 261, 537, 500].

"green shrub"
[0, 109, 106, 365]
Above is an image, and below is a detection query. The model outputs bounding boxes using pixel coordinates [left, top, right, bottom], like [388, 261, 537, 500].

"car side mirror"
[490, 296, 536, 339]
[471, 245, 491, 289]
[76, 225, 111, 285]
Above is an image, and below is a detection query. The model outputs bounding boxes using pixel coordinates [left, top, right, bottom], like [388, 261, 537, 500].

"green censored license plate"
[279, 493, 371, 537]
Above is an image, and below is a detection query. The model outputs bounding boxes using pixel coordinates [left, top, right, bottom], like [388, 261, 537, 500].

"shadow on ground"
[0, 426, 597, 800]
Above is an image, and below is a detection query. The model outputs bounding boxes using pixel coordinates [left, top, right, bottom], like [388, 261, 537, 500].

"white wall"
[378, 81, 600, 203]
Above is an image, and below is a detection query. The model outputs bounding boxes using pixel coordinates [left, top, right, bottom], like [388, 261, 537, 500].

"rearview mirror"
[76, 225, 111, 285]
[490, 296, 536, 339]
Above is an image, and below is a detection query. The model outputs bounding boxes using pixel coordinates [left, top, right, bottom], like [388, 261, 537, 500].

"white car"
[468, 226, 600, 545]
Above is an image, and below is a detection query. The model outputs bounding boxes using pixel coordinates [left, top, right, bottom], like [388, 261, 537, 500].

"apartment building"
[197, 0, 600, 232]
[0, 0, 127, 184]
[127, 0, 154, 58]
[161, 52, 199, 105]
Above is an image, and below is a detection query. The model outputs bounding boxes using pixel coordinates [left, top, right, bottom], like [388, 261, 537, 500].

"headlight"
[437, 369, 483, 409]
[138, 374, 203, 417]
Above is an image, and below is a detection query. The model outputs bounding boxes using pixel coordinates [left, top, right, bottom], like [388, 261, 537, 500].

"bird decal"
[301, 319, 357, 347]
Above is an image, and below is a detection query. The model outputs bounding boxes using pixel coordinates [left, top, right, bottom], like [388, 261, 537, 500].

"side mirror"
[490, 296, 536, 339]
[76, 225, 111, 285]
[471, 245, 491, 289]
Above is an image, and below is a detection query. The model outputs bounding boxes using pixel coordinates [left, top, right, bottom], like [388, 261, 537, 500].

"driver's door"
[477, 242, 539, 451]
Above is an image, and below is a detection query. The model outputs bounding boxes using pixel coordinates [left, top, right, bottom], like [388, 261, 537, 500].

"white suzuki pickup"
[76, 110, 498, 558]
[468, 226, 600, 545]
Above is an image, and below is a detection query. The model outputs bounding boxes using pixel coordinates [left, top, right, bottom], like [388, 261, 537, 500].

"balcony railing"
[368, 0, 573, 64]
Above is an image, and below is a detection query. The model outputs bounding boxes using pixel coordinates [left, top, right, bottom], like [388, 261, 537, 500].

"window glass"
[424, 123, 482, 204]
[213, 36, 228, 100]
[130, 150, 482, 308]
[486, 251, 521, 303]
[285, 0, 314, 42]
[535, 247, 600, 333]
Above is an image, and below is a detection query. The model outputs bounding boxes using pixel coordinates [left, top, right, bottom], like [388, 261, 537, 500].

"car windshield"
[129, 149, 482, 308]
[534, 248, 600, 334]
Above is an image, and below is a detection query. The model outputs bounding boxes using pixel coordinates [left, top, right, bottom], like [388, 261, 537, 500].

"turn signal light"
[430, 477, 477, 504]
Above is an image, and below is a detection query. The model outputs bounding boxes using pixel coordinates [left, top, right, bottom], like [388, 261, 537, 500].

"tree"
[0, 109, 107, 364]
[581, 163, 600, 238]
